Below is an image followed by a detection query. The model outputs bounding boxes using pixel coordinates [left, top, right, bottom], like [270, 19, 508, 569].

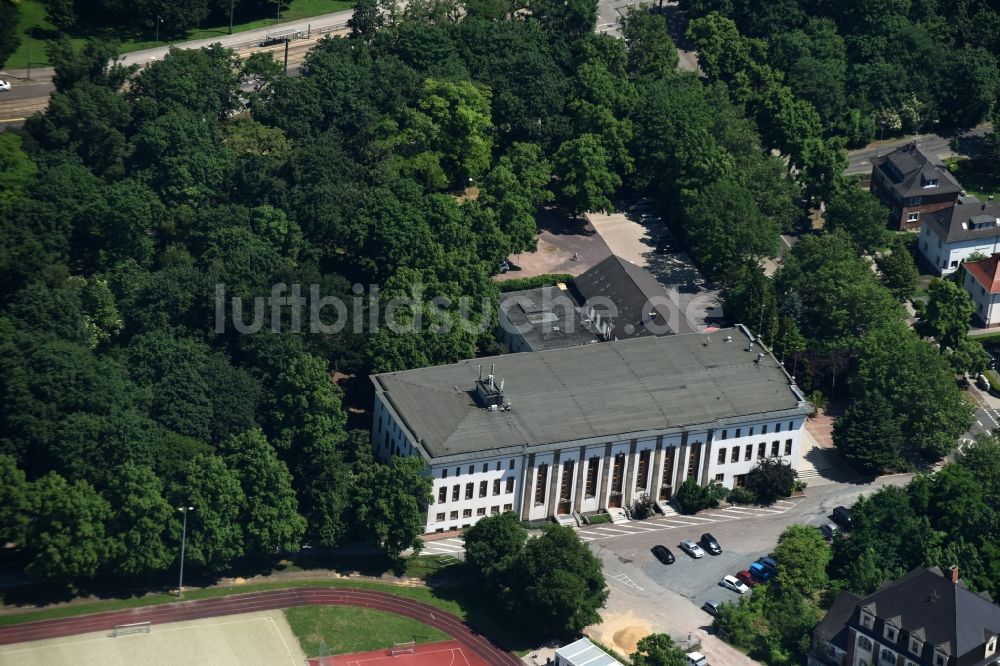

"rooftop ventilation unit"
[475, 364, 509, 411]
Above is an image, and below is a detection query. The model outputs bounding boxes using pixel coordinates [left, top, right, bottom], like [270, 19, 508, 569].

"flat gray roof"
[498, 285, 599, 351]
[555, 638, 622, 665]
[373, 327, 810, 460]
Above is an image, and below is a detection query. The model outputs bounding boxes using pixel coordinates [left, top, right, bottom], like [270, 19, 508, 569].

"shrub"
[727, 486, 757, 505]
[675, 479, 728, 514]
[498, 274, 574, 293]
[586, 513, 611, 525]
[746, 457, 797, 504]
[630, 492, 655, 520]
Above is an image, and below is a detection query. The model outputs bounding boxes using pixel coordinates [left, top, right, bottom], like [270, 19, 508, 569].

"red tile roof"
[965, 254, 1000, 294]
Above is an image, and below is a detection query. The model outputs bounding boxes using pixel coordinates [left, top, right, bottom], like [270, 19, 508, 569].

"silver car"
[679, 539, 705, 558]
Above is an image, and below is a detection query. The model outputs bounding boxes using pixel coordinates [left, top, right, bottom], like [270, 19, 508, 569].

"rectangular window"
[745, 445, 752, 461]
[731, 447, 739, 463]
[468, 465, 474, 475]
[734, 474, 746, 487]
[509, 459, 515, 469]
[436, 512, 445, 521]
[718, 448, 727, 465]
[749, 426, 755, 436]
[450, 510, 459, 520]
[686, 444, 700, 478]
[560, 461, 574, 501]
[721, 429, 728, 439]
[762, 424, 768, 434]
[482, 463, 488, 473]
[455, 467, 460, 477]
[735, 428, 742, 438]
[438, 487, 447, 503]
[612, 454, 626, 493]
[503, 503, 512, 512]
[788, 421, 794, 430]
[506, 477, 514, 493]
[493, 479, 501, 495]
[715, 473, 724, 482]
[636, 450, 650, 491]
[908, 195, 922, 204]
[534, 465, 549, 505]
[586, 457, 599, 497]
[757, 442, 766, 458]
[491, 505, 500, 514]
[462, 509, 472, 518]
[465, 483, 474, 500]
[785, 439, 792, 455]
[771, 441, 779, 457]
[479, 480, 488, 497]
[495, 461, 501, 471]
[476, 507, 486, 516]
[452, 485, 459, 502]
[775, 423, 781, 433]
[442, 468, 447, 479]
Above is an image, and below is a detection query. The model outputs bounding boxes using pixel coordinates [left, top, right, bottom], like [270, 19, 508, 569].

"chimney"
[948, 565, 959, 584]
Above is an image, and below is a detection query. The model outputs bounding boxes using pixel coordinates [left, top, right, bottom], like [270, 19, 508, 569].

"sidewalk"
[0, 7, 354, 82]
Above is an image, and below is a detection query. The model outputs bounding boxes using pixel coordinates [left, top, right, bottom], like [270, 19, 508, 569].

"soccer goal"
[110, 621, 151, 637]
[390, 641, 416, 656]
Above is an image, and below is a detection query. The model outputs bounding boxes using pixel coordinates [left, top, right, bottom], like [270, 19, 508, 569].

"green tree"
[0, 1, 21, 68]
[478, 142, 552, 255]
[42, 0, 76, 30]
[621, 7, 678, 80]
[529, 0, 597, 38]
[824, 187, 889, 254]
[834, 392, 905, 473]
[917, 278, 975, 353]
[508, 525, 608, 637]
[24, 473, 113, 585]
[348, 0, 385, 41]
[948, 336, 990, 375]
[674, 478, 728, 514]
[0, 455, 30, 547]
[462, 511, 527, 585]
[355, 456, 432, 560]
[104, 463, 177, 577]
[176, 454, 246, 572]
[552, 134, 620, 216]
[876, 239, 918, 301]
[745, 457, 797, 504]
[772, 525, 830, 596]
[632, 633, 688, 666]
[223, 429, 307, 558]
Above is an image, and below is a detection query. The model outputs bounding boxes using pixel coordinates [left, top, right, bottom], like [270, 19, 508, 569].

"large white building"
[918, 196, 1000, 275]
[371, 325, 812, 534]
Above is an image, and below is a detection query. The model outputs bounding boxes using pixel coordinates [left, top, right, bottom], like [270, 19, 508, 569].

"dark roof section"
[815, 590, 861, 648]
[570, 255, 691, 339]
[923, 197, 1000, 243]
[871, 143, 962, 199]
[372, 327, 810, 460]
[852, 568, 1000, 659]
[498, 285, 600, 352]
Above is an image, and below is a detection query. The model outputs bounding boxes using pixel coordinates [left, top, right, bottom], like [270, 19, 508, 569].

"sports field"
[0, 611, 305, 666]
[308, 639, 489, 666]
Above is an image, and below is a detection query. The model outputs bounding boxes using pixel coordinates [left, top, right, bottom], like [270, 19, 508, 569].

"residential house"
[962, 253, 1000, 326]
[918, 196, 1000, 275]
[807, 566, 1000, 666]
[870, 143, 962, 231]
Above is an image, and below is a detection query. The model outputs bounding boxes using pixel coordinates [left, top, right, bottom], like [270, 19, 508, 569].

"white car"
[0, 80, 11, 92]
[679, 539, 705, 558]
[720, 575, 750, 594]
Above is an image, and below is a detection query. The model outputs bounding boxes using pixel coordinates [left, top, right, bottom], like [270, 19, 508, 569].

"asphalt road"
[845, 124, 993, 176]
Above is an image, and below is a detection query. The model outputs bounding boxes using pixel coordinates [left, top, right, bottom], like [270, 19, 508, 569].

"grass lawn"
[4, 0, 353, 70]
[944, 157, 1000, 202]
[284, 606, 449, 657]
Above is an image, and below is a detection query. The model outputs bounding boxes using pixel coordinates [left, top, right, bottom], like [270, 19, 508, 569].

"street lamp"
[155, 14, 163, 43]
[177, 506, 194, 597]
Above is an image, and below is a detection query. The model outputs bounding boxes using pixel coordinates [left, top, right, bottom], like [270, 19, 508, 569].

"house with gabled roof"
[962, 253, 1000, 326]
[917, 196, 1000, 275]
[807, 566, 1000, 666]
[870, 143, 963, 231]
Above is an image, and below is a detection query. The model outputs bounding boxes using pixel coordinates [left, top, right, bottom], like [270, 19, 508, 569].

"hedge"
[498, 274, 574, 293]
[585, 513, 612, 525]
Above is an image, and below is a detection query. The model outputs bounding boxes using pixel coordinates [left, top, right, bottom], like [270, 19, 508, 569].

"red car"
[736, 570, 759, 587]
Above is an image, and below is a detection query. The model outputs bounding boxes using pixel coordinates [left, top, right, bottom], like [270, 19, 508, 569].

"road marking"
[668, 515, 716, 523]
[653, 518, 700, 526]
[425, 543, 463, 552]
[608, 572, 644, 591]
[592, 526, 639, 535]
[616, 523, 662, 532]
[978, 420, 984, 427]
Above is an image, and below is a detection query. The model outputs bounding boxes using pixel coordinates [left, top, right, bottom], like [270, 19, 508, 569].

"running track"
[0, 588, 521, 666]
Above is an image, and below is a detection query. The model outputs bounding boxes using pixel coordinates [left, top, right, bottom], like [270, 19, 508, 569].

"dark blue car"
[749, 562, 772, 582]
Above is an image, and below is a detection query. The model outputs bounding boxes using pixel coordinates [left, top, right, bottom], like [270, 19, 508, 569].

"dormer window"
[908, 196, 922, 205]
[910, 638, 922, 656]
[934, 651, 947, 666]
[885, 625, 898, 642]
[861, 611, 874, 628]
[923, 178, 938, 188]
[987, 637, 997, 658]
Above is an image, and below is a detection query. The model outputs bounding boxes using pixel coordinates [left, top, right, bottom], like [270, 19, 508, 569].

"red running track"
[0, 588, 522, 666]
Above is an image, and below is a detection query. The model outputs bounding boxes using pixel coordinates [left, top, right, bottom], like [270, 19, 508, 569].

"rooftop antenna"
[499, 378, 504, 391]
[746, 340, 755, 352]
[478, 364, 483, 381]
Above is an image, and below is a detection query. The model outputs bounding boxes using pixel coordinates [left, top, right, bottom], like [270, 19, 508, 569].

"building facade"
[918, 197, 1000, 275]
[962, 254, 1000, 326]
[808, 566, 1000, 666]
[371, 326, 811, 534]
[870, 143, 962, 231]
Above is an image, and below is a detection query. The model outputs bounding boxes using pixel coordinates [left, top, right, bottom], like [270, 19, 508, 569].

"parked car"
[0, 80, 11, 92]
[819, 523, 839, 540]
[832, 506, 853, 529]
[498, 260, 510, 273]
[720, 575, 750, 594]
[687, 652, 708, 666]
[978, 374, 991, 391]
[700, 533, 722, 555]
[679, 539, 705, 558]
[630, 197, 655, 212]
[701, 600, 722, 616]
[748, 562, 772, 582]
[735, 570, 758, 588]
[758, 556, 778, 574]
[651, 545, 675, 565]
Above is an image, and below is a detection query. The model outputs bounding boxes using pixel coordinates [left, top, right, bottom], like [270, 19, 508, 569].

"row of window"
[436, 478, 516, 504]
[435, 504, 513, 522]
[439, 459, 516, 478]
[718, 421, 795, 441]
[716, 440, 793, 465]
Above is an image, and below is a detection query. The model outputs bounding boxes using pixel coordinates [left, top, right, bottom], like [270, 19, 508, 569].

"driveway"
[845, 124, 992, 176]
[495, 210, 613, 282]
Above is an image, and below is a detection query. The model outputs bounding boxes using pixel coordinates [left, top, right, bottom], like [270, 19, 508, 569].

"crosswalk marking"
[593, 526, 638, 535]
